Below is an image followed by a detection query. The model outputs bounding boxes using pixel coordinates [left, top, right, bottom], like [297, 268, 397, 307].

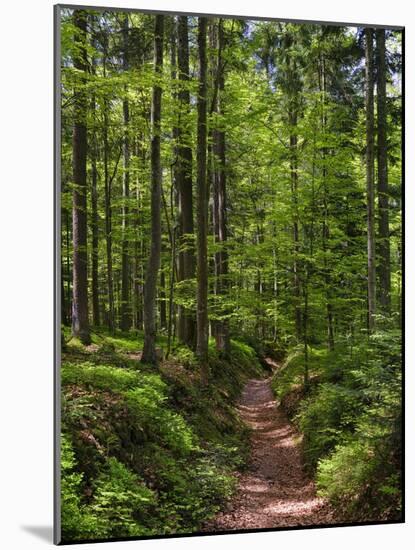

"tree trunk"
[272, 222, 279, 341]
[103, 102, 115, 333]
[196, 18, 209, 384]
[290, 120, 301, 341]
[91, 130, 100, 327]
[102, 37, 115, 334]
[133, 140, 144, 331]
[365, 28, 376, 333]
[141, 15, 164, 364]
[303, 281, 309, 390]
[176, 16, 196, 348]
[90, 55, 100, 327]
[166, 18, 177, 344]
[120, 14, 132, 332]
[61, 265, 67, 325]
[320, 54, 335, 351]
[283, 32, 302, 343]
[65, 207, 72, 325]
[212, 19, 231, 357]
[160, 270, 167, 329]
[376, 29, 391, 314]
[71, 10, 91, 345]
[167, 226, 177, 357]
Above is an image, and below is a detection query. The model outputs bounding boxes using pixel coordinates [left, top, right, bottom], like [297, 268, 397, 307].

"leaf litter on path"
[203, 376, 336, 531]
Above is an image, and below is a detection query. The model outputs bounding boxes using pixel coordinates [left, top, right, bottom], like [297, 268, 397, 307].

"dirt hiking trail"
[205, 375, 336, 531]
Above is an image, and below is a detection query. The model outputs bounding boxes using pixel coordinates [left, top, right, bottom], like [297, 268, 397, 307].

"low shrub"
[271, 326, 402, 522]
[296, 383, 362, 470]
[61, 335, 263, 540]
[60, 433, 98, 540]
[317, 416, 402, 521]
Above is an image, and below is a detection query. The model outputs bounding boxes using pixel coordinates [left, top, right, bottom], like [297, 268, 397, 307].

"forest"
[58, 6, 403, 543]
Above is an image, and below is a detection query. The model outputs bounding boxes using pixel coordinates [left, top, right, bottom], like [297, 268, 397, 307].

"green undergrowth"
[61, 329, 263, 541]
[271, 329, 402, 522]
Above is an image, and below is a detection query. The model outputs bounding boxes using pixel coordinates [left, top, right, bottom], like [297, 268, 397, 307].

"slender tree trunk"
[71, 10, 91, 345]
[120, 15, 132, 331]
[142, 15, 164, 364]
[91, 131, 100, 327]
[65, 208, 71, 325]
[134, 141, 144, 331]
[323, 214, 335, 350]
[166, 18, 177, 342]
[208, 21, 218, 342]
[376, 29, 391, 313]
[303, 281, 309, 390]
[365, 28, 376, 333]
[290, 118, 301, 341]
[320, 55, 335, 351]
[284, 33, 302, 343]
[61, 265, 67, 325]
[196, 18, 209, 384]
[160, 271, 167, 329]
[103, 104, 115, 333]
[272, 222, 279, 341]
[167, 226, 177, 358]
[212, 19, 230, 357]
[133, 237, 141, 330]
[90, 55, 100, 327]
[102, 40, 115, 334]
[176, 16, 196, 348]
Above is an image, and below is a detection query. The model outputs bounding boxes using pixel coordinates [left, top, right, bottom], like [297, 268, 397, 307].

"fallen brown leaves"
[203, 377, 337, 531]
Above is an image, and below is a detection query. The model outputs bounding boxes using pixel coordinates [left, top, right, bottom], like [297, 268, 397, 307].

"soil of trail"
[204, 376, 337, 531]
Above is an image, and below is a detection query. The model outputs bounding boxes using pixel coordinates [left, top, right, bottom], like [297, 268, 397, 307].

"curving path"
[204, 376, 336, 531]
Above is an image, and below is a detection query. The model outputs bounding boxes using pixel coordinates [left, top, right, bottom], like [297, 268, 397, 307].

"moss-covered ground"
[60, 328, 264, 542]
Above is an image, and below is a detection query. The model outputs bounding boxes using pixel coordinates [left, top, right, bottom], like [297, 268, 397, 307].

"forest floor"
[204, 367, 337, 531]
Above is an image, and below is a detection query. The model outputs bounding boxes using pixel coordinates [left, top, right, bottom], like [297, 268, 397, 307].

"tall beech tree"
[376, 28, 391, 313]
[60, 11, 401, 381]
[90, 51, 100, 328]
[101, 28, 117, 334]
[142, 14, 164, 364]
[120, 14, 132, 331]
[365, 28, 376, 333]
[166, 16, 178, 352]
[319, 48, 335, 351]
[212, 19, 230, 357]
[71, 9, 91, 344]
[276, 27, 303, 342]
[176, 15, 196, 348]
[196, 17, 209, 383]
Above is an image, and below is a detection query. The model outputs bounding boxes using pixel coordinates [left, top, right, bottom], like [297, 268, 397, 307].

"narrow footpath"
[205, 375, 336, 531]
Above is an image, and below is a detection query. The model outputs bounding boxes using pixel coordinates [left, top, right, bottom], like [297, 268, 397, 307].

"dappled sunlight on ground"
[203, 374, 336, 531]
[264, 497, 326, 516]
